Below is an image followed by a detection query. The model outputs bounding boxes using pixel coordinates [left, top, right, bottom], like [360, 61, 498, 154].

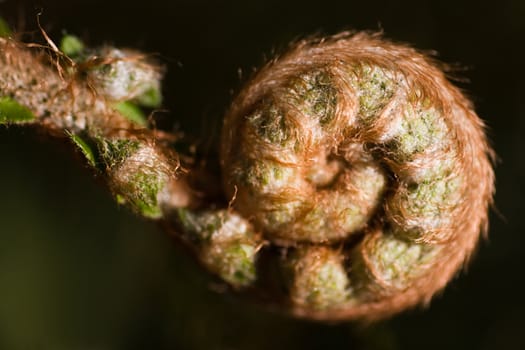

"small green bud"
[95, 137, 170, 218]
[67, 132, 97, 167]
[60, 35, 85, 57]
[0, 97, 35, 124]
[353, 233, 440, 296]
[113, 101, 147, 126]
[0, 18, 12, 38]
[88, 48, 162, 104]
[134, 86, 162, 108]
[176, 209, 260, 288]
[288, 247, 352, 310]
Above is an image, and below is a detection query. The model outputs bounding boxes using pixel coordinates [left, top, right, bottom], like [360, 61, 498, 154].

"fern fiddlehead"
[0, 29, 494, 321]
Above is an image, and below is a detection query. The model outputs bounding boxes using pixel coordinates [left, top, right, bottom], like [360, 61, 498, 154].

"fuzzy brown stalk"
[0, 36, 194, 214]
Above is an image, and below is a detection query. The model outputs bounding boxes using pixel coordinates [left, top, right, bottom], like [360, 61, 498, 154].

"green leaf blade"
[0, 97, 36, 124]
[114, 101, 147, 126]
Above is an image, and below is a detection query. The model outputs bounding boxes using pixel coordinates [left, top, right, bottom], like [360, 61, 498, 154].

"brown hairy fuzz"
[1, 29, 494, 321]
[221, 32, 494, 320]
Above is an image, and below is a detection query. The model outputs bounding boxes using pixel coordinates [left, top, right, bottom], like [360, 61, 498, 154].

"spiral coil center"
[223, 67, 392, 244]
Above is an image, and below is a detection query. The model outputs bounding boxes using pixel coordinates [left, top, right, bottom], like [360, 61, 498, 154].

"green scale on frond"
[0, 97, 35, 124]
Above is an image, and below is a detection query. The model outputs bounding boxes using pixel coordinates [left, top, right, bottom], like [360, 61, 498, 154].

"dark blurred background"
[0, 0, 523, 349]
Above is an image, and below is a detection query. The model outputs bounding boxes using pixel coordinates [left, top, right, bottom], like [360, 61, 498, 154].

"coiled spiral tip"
[218, 32, 494, 320]
[0, 27, 494, 321]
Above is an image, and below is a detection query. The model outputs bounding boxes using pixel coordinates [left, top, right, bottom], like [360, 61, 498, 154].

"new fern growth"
[0, 23, 494, 321]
